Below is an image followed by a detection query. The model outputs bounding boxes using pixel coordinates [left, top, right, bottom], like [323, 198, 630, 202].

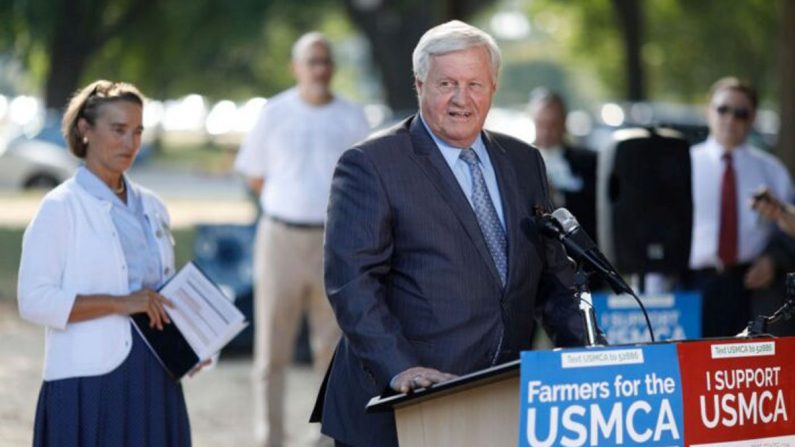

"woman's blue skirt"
[32, 324, 191, 446]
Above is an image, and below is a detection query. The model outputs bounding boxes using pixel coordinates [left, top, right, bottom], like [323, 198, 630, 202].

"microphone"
[540, 208, 633, 296]
[540, 208, 655, 343]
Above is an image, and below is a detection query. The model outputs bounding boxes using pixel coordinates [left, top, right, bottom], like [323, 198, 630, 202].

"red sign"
[677, 338, 795, 445]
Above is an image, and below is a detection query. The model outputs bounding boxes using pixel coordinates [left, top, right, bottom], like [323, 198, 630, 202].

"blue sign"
[518, 345, 685, 447]
[591, 292, 701, 344]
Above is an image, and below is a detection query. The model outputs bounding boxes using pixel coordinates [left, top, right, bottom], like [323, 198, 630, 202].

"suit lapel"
[407, 117, 504, 288]
[483, 131, 522, 290]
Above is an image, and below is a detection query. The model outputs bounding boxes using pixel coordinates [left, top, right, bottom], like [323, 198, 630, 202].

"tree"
[611, 0, 644, 100]
[1, 0, 157, 110]
[342, 0, 496, 111]
[776, 0, 795, 172]
[0, 0, 335, 109]
[527, 0, 778, 103]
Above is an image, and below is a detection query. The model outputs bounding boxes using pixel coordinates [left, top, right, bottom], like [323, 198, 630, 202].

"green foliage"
[646, 0, 777, 104]
[495, 59, 570, 106]
[526, 0, 779, 104]
[0, 0, 353, 101]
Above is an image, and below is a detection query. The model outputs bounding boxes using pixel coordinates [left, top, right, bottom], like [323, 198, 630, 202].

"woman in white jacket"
[18, 80, 192, 446]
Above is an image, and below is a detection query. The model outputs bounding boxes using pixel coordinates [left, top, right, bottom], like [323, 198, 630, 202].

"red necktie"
[717, 152, 738, 266]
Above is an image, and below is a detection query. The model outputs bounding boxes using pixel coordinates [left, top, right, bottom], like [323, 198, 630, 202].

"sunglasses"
[715, 104, 751, 121]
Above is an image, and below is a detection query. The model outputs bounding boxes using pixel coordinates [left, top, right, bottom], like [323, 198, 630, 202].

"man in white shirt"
[529, 89, 598, 245]
[234, 32, 370, 447]
[686, 77, 792, 337]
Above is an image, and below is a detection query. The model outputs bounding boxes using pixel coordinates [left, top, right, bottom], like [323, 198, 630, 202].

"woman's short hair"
[412, 20, 502, 83]
[709, 76, 758, 110]
[61, 80, 145, 158]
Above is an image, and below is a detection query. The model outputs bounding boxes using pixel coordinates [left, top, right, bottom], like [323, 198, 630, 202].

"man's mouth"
[449, 111, 472, 119]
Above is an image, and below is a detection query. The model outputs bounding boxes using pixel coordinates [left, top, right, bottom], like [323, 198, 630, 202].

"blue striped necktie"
[459, 148, 508, 286]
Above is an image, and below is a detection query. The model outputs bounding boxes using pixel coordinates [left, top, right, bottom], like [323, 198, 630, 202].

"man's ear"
[415, 78, 424, 94]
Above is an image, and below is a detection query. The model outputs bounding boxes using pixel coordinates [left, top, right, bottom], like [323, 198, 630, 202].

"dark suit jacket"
[313, 116, 586, 446]
[561, 145, 598, 242]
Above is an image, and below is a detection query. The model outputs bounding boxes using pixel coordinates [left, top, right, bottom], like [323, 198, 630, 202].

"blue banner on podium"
[591, 292, 701, 344]
[518, 345, 685, 447]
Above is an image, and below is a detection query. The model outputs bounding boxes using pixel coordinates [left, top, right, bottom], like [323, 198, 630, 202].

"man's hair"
[291, 31, 332, 62]
[708, 76, 758, 110]
[412, 20, 501, 83]
[528, 88, 567, 117]
[61, 80, 145, 158]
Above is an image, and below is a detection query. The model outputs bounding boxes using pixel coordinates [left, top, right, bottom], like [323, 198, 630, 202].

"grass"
[0, 227, 196, 302]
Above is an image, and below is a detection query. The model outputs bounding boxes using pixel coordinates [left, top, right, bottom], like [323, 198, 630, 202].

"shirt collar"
[418, 113, 489, 167]
[75, 166, 137, 210]
[538, 144, 565, 161]
[703, 136, 749, 161]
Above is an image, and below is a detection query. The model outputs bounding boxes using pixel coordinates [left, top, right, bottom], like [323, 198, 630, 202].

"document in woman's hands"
[132, 261, 248, 380]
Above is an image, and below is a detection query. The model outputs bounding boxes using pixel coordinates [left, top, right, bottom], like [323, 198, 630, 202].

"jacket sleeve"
[324, 147, 418, 389]
[17, 197, 77, 330]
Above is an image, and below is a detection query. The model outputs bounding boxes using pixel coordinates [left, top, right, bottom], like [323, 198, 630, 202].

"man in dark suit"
[312, 21, 588, 447]
[528, 89, 598, 241]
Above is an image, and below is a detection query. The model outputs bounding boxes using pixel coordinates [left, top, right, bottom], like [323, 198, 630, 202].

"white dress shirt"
[689, 137, 792, 269]
[419, 114, 505, 229]
[234, 88, 370, 223]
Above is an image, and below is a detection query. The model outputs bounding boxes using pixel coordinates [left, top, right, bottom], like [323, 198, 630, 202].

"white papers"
[160, 261, 248, 361]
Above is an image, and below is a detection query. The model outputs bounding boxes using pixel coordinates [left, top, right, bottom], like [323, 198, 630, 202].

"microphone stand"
[738, 299, 795, 338]
[738, 272, 795, 337]
[575, 266, 603, 347]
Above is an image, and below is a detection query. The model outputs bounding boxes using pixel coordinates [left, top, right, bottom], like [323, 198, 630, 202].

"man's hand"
[751, 187, 795, 236]
[391, 366, 457, 394]
[745, 255, 776, 290]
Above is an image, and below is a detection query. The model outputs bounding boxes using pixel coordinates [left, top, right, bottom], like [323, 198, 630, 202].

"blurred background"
[0, 0, 793, 445]
[0, 0, 792, 161]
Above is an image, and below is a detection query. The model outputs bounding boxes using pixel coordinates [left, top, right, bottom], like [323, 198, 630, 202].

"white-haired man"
[311, 20, 588, 447]
[235, 32, 370, 447]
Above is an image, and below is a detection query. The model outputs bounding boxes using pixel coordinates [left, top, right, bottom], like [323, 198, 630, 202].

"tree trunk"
[344, 0, 433, 112]
[612, 0, 645, 101]
[44, 4, 93, 110]
[776, 0, 795, 173]
[344, 0, 495, 112]
[42, 0, 152, 111]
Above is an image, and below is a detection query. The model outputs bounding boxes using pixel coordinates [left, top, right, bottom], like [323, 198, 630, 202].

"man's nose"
[122, 132, 136, 150]
[451, 86, 467, 104]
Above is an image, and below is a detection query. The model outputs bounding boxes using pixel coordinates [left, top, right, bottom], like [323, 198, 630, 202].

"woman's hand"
[188, 358, 213, 378]
[119, 289, 174, 330]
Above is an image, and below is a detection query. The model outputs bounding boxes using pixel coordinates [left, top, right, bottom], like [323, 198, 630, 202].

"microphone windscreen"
[551, 208, 579, 234]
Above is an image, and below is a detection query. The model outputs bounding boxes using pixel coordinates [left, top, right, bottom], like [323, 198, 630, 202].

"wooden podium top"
[366, 358, 521, 413]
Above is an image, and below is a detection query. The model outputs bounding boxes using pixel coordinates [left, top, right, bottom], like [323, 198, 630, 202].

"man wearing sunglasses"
[686, 77, 793, 338]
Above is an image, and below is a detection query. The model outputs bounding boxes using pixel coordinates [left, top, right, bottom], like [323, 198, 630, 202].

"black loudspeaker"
[597, 128, 692, 274]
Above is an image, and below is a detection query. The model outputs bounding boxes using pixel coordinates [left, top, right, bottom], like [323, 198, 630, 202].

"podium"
[367, 360, 522, 447]
[369, 337, 795, 447]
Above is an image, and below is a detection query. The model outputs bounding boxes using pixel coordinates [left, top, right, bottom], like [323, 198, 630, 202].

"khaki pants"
[252, 218, 340, 446]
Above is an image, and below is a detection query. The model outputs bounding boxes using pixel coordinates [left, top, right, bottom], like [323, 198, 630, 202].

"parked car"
[0, 133, 78, 190]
